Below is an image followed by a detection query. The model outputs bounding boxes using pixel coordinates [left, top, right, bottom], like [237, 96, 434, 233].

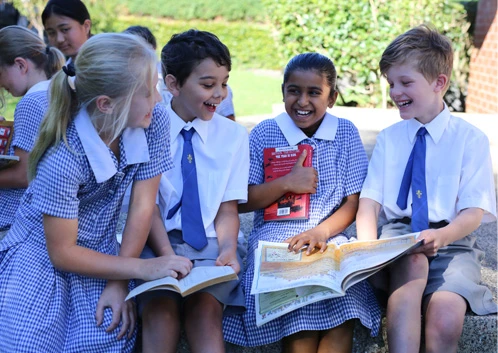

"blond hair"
[380, 24, 453, 92]
[0, 25, 65, 109]
[28, 33, 157, 180]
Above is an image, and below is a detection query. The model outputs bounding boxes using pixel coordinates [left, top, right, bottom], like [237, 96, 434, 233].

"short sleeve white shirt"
[361, 104, 497, 224]
[158, 104, 249, 238]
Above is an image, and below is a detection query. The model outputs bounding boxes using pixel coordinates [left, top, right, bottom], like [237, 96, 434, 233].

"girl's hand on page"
[95, 280, 136, 340]
[140, 254, 192, 281]
[286, 228, 328, 255]
[284, 150, 318, 194]
[0, 116, 5, 121]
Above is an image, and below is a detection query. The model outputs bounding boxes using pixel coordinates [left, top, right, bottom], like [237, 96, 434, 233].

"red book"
[263, 144, 313, 221]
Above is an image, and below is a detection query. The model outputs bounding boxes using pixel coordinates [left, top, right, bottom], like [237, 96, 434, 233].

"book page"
[250, 234, 421, 325]
[125, 276, 181, 301]
[251, 241, 344, 295]
[125, 266, 237, 301]
[177, 266, 237, 296]
[255, 286, 341, 326]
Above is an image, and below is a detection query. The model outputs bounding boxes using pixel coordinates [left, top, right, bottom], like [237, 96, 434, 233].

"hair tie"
[45, 46, 51, 55]
[62, 63, 76, 77]
[62, 63, 76, 91]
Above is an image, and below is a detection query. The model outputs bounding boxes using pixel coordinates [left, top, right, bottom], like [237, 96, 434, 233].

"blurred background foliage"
[4, 0, 478, 118]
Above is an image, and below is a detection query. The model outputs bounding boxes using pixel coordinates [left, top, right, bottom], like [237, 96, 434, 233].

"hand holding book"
[263, 145, 315, 221]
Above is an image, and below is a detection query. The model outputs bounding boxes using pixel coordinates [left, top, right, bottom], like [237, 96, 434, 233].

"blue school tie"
[396, 127, 429, 232]
[167, 128, 208, 251]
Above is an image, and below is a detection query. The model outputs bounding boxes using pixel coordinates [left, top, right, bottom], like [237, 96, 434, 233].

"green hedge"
[119, 0, 265, 22]
[263, 0, 472, 109]
[114, 17, 281, 70]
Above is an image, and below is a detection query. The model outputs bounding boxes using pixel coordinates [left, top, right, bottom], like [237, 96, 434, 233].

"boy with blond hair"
[356, 24, 497, 353]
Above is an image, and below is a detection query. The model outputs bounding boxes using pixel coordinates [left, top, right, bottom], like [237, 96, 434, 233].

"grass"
[2, 69, 283, 120]
[229, 69, 283, 117]
[2, 97, 19, 121]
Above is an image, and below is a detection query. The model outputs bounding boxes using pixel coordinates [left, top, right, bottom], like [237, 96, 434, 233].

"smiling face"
[168, 58, 229, 123]
[283, 69, 337, 129]
[127, 70, 161, 129]
[44, 14, 90, 58]
[385, 62, 445, 124]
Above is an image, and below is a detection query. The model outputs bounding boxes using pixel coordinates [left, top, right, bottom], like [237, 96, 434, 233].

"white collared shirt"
[158, 104, 249, 238]
[74, 109, 150, 182]
[361, 104, 497, 223]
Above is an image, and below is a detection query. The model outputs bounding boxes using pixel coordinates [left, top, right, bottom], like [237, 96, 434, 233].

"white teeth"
[398, 100, 411, 107]
[205, 102, 219, 107]
[297, 110, 311, 115]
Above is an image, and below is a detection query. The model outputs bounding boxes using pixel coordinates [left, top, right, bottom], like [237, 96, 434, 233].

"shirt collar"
[167, 103, 208, 144]
[275, 112, 338, 145]
[26, 80, 51, 95]
[407, 102, 450, 144]
[74, 109, 149, 183]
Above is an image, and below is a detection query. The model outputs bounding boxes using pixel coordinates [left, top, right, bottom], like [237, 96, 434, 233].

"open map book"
[251, 233, 421, 326]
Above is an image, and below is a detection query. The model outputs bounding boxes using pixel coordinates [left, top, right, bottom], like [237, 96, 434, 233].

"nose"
[213, 84, 224, 100]
[390, 84, 402, 98]
[297, 93, 309, 107]
[56, 31, 65, 44]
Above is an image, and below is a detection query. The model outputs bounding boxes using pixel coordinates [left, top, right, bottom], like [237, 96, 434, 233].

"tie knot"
[417, 127, 427, 137]
[181, 128, 195, 142]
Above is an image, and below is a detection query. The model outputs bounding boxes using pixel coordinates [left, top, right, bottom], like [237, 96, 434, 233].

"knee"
[185, 293, 223, 322]
[425, 310, 463, 346]
[396, 253, 429, 280]
[142, 297, 178, 324]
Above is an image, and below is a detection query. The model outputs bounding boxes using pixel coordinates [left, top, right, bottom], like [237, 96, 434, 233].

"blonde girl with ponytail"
[0, 25, 64, 238]
[0, 33, 192, 352]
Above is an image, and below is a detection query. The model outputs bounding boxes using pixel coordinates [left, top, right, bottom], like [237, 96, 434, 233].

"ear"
[328, 90, 338, 108]
[165, 74, 180, 97]
[281, 83, 285, 102]
[83, 19, 92, 37]
[433, 74, 448, 93]
[14, 57, 29, 75]
[95, 95, 114, 114]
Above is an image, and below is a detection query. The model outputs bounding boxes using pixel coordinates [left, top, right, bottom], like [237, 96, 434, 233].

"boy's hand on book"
[216, 249, 240, 274]
[286, 229, 328, 255]
[285, 150, 318, 194]
[411, 229, 446, 257]
[141, 254, 193, 281]
[95, 280, 136, 340]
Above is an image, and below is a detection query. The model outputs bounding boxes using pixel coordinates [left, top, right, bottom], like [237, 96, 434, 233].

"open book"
[125, 266, 238, 301]
[0, 120, 19, 170]
[251, 233, 421, 326]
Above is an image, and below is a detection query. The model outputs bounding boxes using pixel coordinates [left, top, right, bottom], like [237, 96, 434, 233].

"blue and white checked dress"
[0, 80, 50, 231]
[223, 112, 382, 346]
[0, 104, 172, 352]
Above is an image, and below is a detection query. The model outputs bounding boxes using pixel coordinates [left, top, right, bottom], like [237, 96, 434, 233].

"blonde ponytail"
[0, 25, 64, 109]
[28, 33, 157, 180]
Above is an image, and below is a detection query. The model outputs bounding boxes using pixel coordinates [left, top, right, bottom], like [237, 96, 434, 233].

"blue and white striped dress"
[0, 104, 172, 352]
[223, 112, 382, 346]
[0, 80, 50, 231]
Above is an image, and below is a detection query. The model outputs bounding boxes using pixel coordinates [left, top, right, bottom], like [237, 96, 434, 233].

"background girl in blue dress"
[223, 53, 381, 353]
[0, 33, 192, 352]
[0, 25, 65, 238]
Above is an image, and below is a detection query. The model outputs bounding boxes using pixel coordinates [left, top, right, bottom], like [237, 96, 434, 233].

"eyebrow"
[199, 75, 230, 80]
[286, 84, 323, 91]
